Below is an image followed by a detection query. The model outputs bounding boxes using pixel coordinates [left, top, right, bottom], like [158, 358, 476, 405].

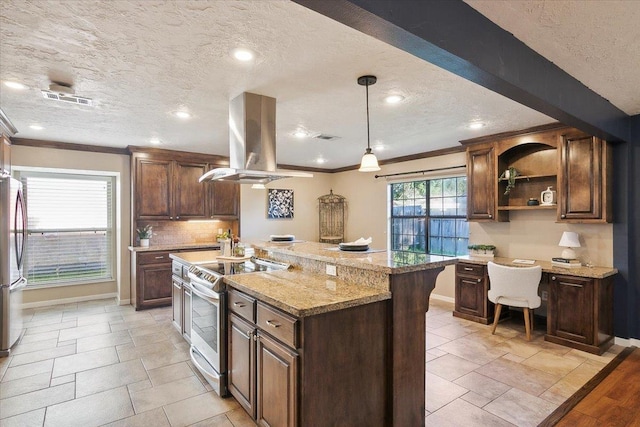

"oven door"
[188, 275, 228, 396]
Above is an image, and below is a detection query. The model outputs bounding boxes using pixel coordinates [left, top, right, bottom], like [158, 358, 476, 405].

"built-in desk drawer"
[228, 289, 255, 322]
[456, 263, 485, 277]
[257, 302, 298, 349]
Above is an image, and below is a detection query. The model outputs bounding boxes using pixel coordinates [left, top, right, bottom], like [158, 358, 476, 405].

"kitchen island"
[226, 241, 457, 427]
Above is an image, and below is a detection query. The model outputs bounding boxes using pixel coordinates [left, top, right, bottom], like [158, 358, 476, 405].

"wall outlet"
[326, 264, 337, 276]
[541, 291, 548, 301]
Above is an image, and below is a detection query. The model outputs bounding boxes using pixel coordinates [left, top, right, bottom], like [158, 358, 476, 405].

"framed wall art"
[267, 189, 294, 219]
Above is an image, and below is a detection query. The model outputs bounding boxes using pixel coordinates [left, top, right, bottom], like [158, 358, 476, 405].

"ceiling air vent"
[41, 82, 93, 106]
[313, 134, 340, 141]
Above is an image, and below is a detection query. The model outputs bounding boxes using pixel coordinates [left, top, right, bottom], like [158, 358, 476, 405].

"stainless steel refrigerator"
[1, 175, 27, 356]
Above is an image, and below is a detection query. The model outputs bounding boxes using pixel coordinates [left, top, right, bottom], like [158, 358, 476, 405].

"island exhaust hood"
[199, 92, 313, 184]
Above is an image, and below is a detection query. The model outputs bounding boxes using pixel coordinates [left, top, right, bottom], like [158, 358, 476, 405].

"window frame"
[16, 167, 118, 289]
[389, 175, 469, 257]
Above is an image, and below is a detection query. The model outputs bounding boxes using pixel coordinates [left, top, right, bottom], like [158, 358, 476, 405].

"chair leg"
[491, 304, 502, 335]
[524, 307, 531, 341]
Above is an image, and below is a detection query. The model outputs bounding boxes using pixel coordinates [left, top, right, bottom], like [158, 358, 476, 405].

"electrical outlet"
[541, 290, 548, 301]
[326, 264, 337, 276]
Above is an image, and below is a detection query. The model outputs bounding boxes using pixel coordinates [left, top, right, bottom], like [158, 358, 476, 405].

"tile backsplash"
[134, 220, 238, 246]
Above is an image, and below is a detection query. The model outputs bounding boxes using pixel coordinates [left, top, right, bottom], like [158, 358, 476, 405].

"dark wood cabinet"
[174, 161, 209, 219]
[210, 181, 240, 218]
[453, 262, 495, 324]
[135, 158, 173, 220]
[558, 131, 612, 222]
[229, 312, 256, 417]
[546, 273, 613, 354]
[228, 288, 387, 427]
[134, 251, 173, 310]
[1, 135, 11, 176]
[466, 144, 497, 221]
[257, 331, 297, 427]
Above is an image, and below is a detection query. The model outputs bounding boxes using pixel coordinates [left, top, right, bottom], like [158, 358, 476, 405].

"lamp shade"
[558, 231, 581, 248]
[359, 148, 380, 172]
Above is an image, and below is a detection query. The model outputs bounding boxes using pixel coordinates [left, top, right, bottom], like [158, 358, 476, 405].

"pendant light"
[358, 75, 381, 172]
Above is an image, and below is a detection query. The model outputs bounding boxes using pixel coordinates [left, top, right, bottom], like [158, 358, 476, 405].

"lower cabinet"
[453, 262, 495, 324]
[228, 301, 298, 427]
[546, 273, 614, 354]
[132, 251, 173, 310]
[228, 287, 388, 427]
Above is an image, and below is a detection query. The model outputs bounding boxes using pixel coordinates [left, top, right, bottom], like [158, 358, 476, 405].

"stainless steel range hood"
[199, 92, 313, 184]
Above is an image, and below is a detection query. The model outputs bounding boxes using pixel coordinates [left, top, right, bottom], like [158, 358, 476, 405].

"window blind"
[21, 172, 115, 286]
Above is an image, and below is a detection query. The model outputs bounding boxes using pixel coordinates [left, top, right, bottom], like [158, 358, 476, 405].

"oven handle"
[190, 281, 221, 303]
[189, 346, 220, 383]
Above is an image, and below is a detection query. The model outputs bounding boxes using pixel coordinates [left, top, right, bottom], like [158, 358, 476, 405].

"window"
[20, 171, 115, 286]
[390, 176, 468, 256]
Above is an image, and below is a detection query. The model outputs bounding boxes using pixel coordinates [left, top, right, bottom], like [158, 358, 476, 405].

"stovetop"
[189, 257, 290, 280]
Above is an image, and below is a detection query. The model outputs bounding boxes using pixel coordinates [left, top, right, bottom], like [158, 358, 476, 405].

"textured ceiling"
[0, 1, 636, 169]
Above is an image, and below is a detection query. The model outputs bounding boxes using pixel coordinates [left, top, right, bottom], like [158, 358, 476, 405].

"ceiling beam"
[293, 0, 630, 142]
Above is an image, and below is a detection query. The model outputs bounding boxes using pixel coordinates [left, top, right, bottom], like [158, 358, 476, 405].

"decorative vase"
[140, 238, 149, 247]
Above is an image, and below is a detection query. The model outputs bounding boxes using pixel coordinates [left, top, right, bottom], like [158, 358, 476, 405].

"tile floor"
[425, 298, 623, 426]
[0, 297, 623, 426]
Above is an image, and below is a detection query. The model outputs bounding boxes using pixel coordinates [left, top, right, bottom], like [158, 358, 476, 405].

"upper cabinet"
[558, 131, 612, 223]
[466, 143, 498, 221]
[130, 148, 239, 221]
[463, 125, 612, 223]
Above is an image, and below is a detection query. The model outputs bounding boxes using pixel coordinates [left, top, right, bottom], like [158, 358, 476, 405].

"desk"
[453, 256, 617, 355]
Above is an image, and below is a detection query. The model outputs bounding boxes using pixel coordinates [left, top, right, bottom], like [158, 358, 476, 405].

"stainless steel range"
[186, 256, 289, 397]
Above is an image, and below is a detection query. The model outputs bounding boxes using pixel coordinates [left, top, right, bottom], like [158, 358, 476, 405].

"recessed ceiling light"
[149, 137, 161, 145]
[3, 81, 28, 90]
[316, 158, 326, 164]
[374, 144, 384, 151]
[385, 95, 404, 104]
[29, 124, 44, 130]
[232, 48, 254, 62]
[174, 111, 191, 119]
[294, 129, 308, 138]
[469, 122, 485, 130]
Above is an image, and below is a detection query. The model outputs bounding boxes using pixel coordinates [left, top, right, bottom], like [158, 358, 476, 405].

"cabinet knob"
[266, 320, 281, 328]
[477, 278, 482, 283]
[170, 216, 173, 220]
[246, 330, 252, 339]
[551, 276, 556, 281]
[176, 216, 180, 219]
[489, 214, 492, 218]
[561, 214, 566, 219]
[233, 302, 245, 308]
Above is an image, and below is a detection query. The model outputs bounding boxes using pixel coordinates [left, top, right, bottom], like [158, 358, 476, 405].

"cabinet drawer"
[456, 263, 485, 277]
[138, 251, 171, 265]
[172, 262, 183, 277]
[257, 302, 298, 349]
[228, 289, 256, 322]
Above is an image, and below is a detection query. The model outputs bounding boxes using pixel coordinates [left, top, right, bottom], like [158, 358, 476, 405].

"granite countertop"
[169, 250, 221, 265]
[458, 255, 618, 279]
[224, 269, 391, 317]
[250, 241, 458, 274]
[128, 243, 221, 252]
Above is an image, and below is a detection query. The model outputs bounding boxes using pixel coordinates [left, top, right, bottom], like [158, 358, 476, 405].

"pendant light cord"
[365, 81, 371, 150]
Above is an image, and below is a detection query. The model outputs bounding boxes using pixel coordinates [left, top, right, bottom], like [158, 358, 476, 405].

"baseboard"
[22, 292, 119, 309]
[430, 293, 455, 304]
[614, 336, 640, 348]
[117, 298, 131, 306]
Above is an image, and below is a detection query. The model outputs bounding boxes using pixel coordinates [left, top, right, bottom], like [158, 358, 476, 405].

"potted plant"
[499, 166, 519, 195]
[136, 225, 153, 247]
[467, 244, 496, 258]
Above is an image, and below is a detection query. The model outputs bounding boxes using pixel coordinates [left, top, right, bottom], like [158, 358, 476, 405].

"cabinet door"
[559, 133, 609, 221]
[467, 145, 496, 221]
[137, 263, 173, 308]
[183, 284, 192, 340]
[210, 181, 240, 218]
[257, 332, 298, 427]
[455, 274, 485, 318]
[172, 278, 183, 332]
[548, 275, 593, 344]
[229, 313, 256, 418]
[135, 158, 173, 219]
[174, 161, 208, 219]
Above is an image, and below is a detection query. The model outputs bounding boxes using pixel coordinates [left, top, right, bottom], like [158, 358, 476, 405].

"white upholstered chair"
[487, 261, 542, 341]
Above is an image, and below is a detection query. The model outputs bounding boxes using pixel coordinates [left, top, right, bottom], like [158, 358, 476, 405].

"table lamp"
[558, 231, 581, 259]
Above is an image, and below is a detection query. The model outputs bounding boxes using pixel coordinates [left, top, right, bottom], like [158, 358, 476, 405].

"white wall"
[12, 145, 131, 305]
